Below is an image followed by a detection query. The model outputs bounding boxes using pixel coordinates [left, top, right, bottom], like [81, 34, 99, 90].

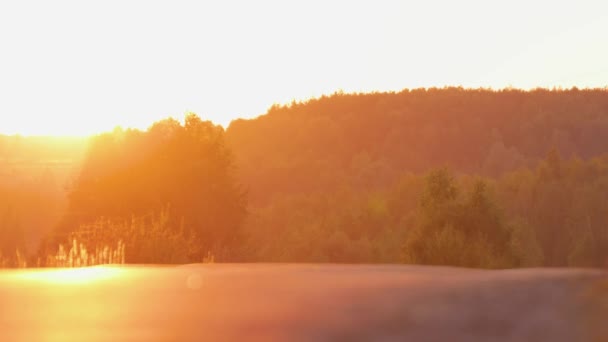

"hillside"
[226, 87, 608, 206]
[224, 88, 608, 266]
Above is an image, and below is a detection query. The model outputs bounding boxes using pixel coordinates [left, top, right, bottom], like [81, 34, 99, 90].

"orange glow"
[13, 267, 124, 285]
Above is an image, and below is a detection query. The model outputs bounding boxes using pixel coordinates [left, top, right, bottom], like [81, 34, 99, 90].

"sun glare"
[2, 117, 147, 137]
[14, 267, 124, 285]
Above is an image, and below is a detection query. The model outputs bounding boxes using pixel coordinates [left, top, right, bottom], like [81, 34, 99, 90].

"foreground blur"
[0, 264, 606, 341]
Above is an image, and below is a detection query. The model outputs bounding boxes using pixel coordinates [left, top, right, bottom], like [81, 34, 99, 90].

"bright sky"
[1, 0, 607, 136]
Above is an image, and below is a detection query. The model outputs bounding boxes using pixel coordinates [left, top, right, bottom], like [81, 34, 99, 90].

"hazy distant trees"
[498, 152, 608, 267]
[0, 172, 69, 267]
[224, 87, 608, 267]
[227, 87, 608, 206]
[0, 135, 83, 267]
[3, 88, 608, 268]
[0, 207, 27, 267]
[238, 154, 608, 268]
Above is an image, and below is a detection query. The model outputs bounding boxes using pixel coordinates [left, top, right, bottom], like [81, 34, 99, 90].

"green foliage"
[227, 88, 608, 207]
[3, 89, 608, 268]
[223, 88, 608, 268]
[402, 170, 516, 268]
[403, 224, 504, 268]
[420, 168, 458, 210]
[498, 153, 608, 267]
[508, 219, 544, 267]
[239, 154, 608, 268]
[567, 214, 608, 268]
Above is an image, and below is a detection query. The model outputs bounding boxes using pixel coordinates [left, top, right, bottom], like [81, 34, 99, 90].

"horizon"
[1, 1, 607, 136]
[2, 85, 607, 138]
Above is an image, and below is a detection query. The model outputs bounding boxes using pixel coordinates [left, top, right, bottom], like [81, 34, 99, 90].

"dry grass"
[1, 207, 216, 268]
[42, 237, 125, 268]
[39, 208, 213, 266]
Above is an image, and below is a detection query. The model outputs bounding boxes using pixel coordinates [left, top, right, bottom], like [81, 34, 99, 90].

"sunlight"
[14, 266, 124, 285]
[2, 2, 608, 136]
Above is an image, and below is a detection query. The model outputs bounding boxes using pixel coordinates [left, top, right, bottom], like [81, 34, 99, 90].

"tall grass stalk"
[45, 237, 125, 268]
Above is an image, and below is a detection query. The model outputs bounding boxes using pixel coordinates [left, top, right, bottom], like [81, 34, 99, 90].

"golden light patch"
[13, 267, 124, 285]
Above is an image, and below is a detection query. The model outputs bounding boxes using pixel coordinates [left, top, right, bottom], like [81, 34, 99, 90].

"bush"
[43, 207, 204, 266]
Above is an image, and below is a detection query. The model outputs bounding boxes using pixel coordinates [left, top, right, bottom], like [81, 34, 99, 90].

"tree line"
[1, 87, 607, 267]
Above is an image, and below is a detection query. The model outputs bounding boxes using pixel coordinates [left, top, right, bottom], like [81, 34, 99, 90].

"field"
[1, 264, 606, 341]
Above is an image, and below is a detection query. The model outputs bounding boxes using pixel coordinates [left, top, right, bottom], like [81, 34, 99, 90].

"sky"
[0, 0, 607, 136]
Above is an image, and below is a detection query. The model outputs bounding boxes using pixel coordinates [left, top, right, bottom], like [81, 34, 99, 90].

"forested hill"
[4, 89, 608, 267]
[226, 87, 608, 206]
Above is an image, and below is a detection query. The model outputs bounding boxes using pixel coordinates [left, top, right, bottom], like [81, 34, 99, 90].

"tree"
[402, 169, 516, 268]
[53, 114, 246, 262]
